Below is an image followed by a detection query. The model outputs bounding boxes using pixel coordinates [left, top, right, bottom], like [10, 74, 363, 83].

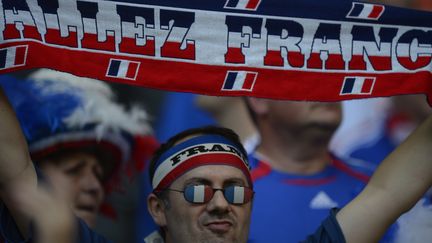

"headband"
[152, 135, 252, 190]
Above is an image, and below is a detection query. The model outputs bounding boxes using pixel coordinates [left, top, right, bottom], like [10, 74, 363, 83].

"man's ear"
[147, 193, 167, 227]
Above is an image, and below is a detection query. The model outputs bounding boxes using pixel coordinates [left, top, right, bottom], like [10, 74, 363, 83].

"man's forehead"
[174, 165, 248, 185]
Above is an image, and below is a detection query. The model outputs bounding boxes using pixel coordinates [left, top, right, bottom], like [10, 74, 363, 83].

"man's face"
[161, 165, 252, 243]
[265, 100, 342, 135]
[39, 152, 105, 227]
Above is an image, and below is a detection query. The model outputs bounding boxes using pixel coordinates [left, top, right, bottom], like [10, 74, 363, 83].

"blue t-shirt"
[248, 153, 367, 243]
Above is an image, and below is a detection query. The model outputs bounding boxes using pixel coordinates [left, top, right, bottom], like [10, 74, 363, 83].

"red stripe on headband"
[155, 153, 251, 190]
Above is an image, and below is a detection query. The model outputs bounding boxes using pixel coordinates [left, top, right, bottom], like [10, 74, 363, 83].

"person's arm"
[0, 88, 37, 237]
[11, 185, 76, 243]
[336, 114, 432, 242]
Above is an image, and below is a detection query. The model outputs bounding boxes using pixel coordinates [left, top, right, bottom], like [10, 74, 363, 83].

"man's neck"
[255, 127, 332, 175]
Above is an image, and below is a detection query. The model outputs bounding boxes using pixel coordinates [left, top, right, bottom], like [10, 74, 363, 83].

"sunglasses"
[163, 184, 254, 205]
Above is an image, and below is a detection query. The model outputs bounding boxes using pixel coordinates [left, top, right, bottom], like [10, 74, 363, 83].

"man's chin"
[200, 232, 240, 243]
[302, 122, 339, 133]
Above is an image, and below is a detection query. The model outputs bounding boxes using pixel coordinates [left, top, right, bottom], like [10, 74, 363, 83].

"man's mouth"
[75, 205, 97, 214]
[204, 220, 233, 233]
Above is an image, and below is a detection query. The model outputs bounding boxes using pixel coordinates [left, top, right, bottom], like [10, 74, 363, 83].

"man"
[146, 126, 253, 243]
[137, 94, 258, 242]
[244, 99, 370, 242]
[1, 83, 432, 242]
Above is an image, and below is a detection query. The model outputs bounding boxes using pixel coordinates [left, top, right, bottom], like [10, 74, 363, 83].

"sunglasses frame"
[159, 184, 254, 205]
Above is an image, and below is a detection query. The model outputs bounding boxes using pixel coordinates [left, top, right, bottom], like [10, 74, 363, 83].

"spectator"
[137, 94, 258, 242]
[0, 70, 156, 241]
[244, 99, 371, 242]
[146, 127, 253, 243]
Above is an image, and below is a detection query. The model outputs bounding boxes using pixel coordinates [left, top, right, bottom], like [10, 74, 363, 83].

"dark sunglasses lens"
[184, 185, 213, 204]
[223, 186, 253, 205]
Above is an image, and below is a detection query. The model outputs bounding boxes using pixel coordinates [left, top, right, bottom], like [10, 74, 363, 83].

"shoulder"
[248, 153, 272, 182]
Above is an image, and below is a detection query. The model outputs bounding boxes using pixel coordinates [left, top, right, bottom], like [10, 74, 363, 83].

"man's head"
[147, 126, 253, 243]
[245, 98, 342, 143]
[37, 149, 107, 226]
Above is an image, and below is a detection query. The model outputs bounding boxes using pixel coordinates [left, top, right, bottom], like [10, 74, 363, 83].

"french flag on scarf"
[224, 0, 261, 11]
[0, 46, 27, 70]
[222, 71, 257, 92]
[347, 2, 385, 20]
[340, 77, 376, 95]
[106, 59, 140, 80]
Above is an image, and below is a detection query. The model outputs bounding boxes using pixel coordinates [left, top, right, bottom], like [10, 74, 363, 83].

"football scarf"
[0, 0, 431, 102]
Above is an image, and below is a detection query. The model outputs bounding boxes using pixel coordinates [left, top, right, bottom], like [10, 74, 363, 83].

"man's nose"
[82, 172, 103, 194]
[206, 190, 230, 212]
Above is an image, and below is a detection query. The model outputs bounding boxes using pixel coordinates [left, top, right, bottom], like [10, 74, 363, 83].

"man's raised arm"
[337, 113, 432, 243]
[0, 88, 37, 237]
